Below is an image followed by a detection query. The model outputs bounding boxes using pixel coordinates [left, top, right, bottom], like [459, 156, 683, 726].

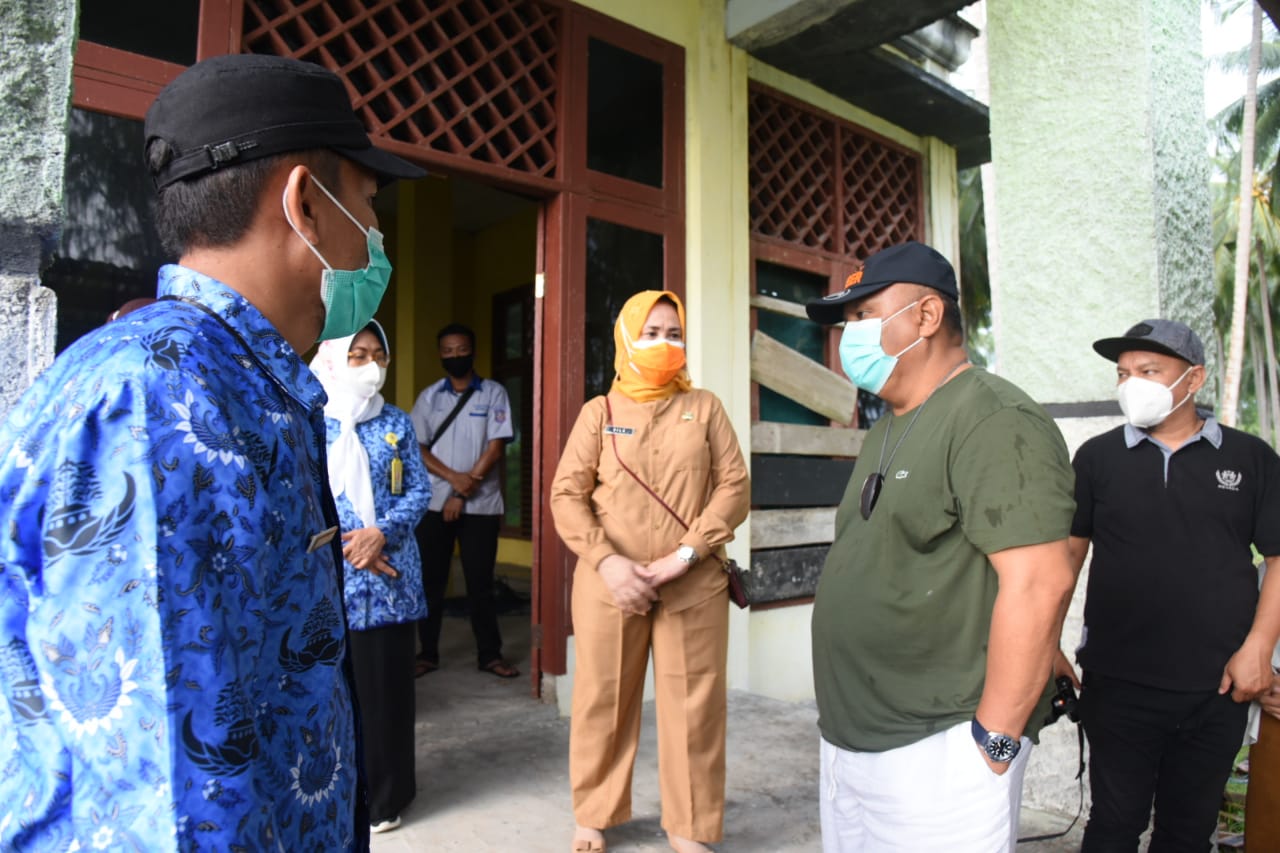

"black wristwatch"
[971, 717, 1020, 763]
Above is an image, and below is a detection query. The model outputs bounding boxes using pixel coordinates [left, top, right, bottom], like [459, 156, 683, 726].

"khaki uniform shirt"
[551, 388, 750, 613]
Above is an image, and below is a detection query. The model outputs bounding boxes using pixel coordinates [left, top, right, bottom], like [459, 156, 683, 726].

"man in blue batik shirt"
[0, 55, 424, 850]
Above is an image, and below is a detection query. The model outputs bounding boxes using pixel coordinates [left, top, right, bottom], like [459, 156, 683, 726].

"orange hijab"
[611, 290, 694, 403]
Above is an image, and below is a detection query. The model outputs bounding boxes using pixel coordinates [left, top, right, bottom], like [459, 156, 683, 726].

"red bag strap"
[604, 394, 689, 531]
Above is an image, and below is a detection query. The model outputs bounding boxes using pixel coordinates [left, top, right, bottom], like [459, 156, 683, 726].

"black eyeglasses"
[860, 472, 884, 520]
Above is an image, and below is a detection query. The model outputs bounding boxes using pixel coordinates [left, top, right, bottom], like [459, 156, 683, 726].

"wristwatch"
[675, 544, 698, 565]
[971, 717, 1020, 763]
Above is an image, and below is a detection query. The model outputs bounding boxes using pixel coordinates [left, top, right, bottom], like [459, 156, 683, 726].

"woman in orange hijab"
[551, 291, 750, 853]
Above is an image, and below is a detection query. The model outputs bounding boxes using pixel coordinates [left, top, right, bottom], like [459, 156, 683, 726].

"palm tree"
[1221, 1, 1263, 427]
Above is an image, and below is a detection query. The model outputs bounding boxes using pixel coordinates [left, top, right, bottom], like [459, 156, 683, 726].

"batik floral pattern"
[324, 409, 431, 630]
[0, 266, 359, 851]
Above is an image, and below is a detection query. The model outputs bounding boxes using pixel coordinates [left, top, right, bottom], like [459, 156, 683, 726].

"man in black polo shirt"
[1067, 319, 1280, 851]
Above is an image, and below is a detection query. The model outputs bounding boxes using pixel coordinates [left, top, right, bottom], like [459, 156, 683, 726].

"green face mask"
[283, 175, 392, 342]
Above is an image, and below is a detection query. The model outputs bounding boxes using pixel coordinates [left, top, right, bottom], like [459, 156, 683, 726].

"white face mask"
[340, 361, 386, 400]
[1117, 366, 1193, 428]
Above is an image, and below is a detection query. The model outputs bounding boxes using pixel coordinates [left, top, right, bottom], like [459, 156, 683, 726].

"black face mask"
[442, 355, 474, 379]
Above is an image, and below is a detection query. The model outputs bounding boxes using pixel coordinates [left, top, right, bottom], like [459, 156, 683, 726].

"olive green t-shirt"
[811, 368, 1074, 752]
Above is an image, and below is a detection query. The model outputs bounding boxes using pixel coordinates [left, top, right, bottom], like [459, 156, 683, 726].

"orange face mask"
[622, 323, 687, 387]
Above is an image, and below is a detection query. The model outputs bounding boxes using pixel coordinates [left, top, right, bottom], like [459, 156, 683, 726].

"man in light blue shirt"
[0, 55, 423, 851]
[410, 323, 517, 678]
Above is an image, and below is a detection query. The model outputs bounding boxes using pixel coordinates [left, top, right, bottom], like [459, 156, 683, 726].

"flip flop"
[479, 659, 519, 679]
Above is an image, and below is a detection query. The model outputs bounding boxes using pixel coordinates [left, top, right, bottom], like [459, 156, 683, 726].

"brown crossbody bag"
[603, 396, 749, 609]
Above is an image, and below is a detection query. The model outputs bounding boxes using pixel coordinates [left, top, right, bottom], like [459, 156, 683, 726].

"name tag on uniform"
[604, 425, 634, 436]
[307, 526, 339, 553]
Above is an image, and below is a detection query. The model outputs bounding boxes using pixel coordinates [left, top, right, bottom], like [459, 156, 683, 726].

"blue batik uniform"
[0, 265, 361, 851]
[325, 409, 431, 629]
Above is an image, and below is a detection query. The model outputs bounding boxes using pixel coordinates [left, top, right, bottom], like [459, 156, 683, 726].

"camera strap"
[1016, 723, 1085, 844]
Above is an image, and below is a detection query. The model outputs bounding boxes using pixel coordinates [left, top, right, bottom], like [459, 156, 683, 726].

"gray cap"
[1092, 319, 1204, 365]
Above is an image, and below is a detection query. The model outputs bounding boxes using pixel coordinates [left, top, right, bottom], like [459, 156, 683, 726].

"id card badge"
[307, 526, 339, 554]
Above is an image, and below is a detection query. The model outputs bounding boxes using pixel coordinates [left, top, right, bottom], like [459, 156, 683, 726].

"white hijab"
[309, 321, 388, 528]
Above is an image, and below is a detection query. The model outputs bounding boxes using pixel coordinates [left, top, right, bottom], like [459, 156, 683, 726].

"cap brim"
[1092, 336, 1188, 363]
[805, 281, 894, 324]
[337, 144, 427, 185]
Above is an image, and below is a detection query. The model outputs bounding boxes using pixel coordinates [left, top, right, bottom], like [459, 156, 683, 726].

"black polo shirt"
[1071, 418, 1280, 691]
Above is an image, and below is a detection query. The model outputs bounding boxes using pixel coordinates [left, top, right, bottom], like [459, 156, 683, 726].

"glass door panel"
[583, 217, 664, 401]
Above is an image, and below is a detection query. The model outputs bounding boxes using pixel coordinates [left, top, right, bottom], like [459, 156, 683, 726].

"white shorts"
[819, 722, 1032, 853]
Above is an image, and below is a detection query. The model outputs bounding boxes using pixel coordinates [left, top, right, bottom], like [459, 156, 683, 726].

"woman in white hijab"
[310, 320, 432, 834]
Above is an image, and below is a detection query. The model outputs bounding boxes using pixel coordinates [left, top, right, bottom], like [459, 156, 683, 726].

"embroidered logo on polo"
[894, 470, 909, 479]
[1216, 469, 1243, 491]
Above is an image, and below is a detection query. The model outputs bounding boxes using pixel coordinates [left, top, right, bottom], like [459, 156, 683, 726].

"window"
[79, 1, 199, 66]
[586, 38, 664, 187]
[755, 262, 828, 426]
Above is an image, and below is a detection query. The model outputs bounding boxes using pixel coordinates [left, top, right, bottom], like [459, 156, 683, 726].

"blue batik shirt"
[325, 407, 431, 630]
[0, 266, 361, 851]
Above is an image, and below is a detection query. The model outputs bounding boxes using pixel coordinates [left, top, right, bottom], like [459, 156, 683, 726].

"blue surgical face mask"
[283, 175, 392, 342]
[838, 300, 922, 394]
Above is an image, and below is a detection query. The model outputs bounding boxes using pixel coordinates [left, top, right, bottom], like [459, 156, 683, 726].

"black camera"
[1046, 675, 1080, 725]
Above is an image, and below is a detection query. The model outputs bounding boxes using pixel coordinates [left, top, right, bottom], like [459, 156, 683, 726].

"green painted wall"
[985, 0, 1213, 404]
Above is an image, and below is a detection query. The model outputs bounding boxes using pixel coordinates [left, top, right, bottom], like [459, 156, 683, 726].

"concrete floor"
[373, 610, 1084, 852]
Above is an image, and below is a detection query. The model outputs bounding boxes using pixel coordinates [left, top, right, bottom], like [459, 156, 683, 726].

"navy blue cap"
[806, 240, 959, 325]
[145, 54, 425, 189]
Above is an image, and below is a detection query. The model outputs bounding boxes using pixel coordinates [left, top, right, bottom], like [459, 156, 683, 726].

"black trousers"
[1079, 672, 1248, 853]
[348, 622, 417, 824]
[415, 511, 504, 666]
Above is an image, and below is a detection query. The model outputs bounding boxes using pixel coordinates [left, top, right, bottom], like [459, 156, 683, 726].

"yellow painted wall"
[384, 179, 539, 571]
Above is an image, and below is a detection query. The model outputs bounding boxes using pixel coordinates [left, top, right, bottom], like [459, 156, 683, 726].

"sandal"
[414, 657, 438, 678]
[572, 841, 604, 853]
[479, 659, 519, 679]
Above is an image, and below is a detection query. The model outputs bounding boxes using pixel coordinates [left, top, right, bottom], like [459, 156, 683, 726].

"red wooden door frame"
[67, 0, 687, 690]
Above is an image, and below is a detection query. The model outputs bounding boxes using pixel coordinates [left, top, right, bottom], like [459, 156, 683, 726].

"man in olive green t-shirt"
[805, 241, 1076, 853]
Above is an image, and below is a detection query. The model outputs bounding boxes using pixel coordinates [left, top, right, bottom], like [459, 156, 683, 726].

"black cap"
[1092, 319, 1205, 365]
[144, 54, 426, 189]
[806, 241, 959, 325]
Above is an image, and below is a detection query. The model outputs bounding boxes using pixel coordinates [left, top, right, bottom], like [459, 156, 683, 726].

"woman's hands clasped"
[342, 526, 397, 578]
[598, 550, 695, 615]
[598, 555, 658, 615]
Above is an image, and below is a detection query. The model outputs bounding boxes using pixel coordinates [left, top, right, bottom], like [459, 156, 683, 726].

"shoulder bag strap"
[604, 394, 689, 531]
[426, 386, 478, 452]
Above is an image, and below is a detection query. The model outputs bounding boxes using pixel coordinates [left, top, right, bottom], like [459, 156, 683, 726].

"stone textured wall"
[0, 0, 77, 419]
[986, 0, 1212, 817]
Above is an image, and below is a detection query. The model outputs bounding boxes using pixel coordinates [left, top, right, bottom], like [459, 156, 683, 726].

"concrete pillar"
[0, 0, 77, 420]
[984, 0, 1212, 814]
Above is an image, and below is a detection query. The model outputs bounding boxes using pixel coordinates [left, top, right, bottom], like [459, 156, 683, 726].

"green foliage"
[957, 167, 992, 367]
[1211, 5, 1280, 446]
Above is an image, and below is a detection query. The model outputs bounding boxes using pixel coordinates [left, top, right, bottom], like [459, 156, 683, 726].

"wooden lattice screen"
[749, 87, 921, 259]
[242, 0, 561, 178]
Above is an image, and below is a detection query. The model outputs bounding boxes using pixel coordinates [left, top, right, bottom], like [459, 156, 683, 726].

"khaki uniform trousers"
[569, 575, 729, 843]
[1247, 711, 1280, 852]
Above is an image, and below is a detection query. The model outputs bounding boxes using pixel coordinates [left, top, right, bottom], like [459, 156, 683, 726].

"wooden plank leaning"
[750, 329, 856, 425]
